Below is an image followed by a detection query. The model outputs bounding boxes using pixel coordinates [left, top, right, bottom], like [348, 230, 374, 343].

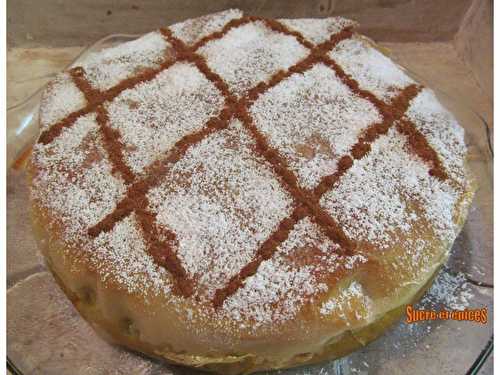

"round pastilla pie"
[29, 8, 475, 374]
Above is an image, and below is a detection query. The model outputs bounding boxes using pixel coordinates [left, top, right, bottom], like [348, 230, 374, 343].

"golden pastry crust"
[29, 9, 476, 374]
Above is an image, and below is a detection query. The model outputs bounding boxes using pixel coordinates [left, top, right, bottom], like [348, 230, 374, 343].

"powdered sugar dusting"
[171, 9, 243, 46]
[320, 128, 458, 248]
[222, 217, 367, 327]
[420, 268, 473, 310]
[279, 17, 357, 45]
[405, 89, 468, 186]
[329, 38, 415, 103]
[320, 281, 373, 323]
[277, 217, 340, 257]
[199, 20, 309, 96]
[31, 113, 126, 243]
[82, 31, 171, 91]
[106, 62, 225, 175]
[91, 214, 173, 297]
[148, 120, 294, 299]
[251, 63, 381, 189]
[39, 72, 87, 129]
[225, 261, 325, 328]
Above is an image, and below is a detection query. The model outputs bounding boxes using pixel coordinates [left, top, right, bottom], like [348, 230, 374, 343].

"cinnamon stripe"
[191, 16, 253, 51]
[87, 197, 135, 237]
[135, 199, 194, 297]
[396, 119, 448, 180]
[313, 84, 423, 197]
[213, 205, 308, 308]
[160, 27, 237, 104]
[258, 17, 315, 49]
[95, 106, 136, 184]
[320, 54, 392, 118]
[244, 30, 354, 103]
[38, 106, 93, 145]
[69, 67, 103, 104]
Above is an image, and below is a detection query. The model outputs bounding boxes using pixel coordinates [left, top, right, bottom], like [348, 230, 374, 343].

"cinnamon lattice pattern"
[37, 14, 448, 308]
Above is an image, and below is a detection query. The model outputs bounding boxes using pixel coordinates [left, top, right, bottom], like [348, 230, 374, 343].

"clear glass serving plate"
[7, 35, 493, 375]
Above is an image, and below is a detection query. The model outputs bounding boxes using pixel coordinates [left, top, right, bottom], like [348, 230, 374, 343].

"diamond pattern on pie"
[223, 216, 367, 326]
[250, 62, 381, 189]
[279, 17, 357, 45]
[328, 38, 415, 103]
[39, 72, 87, 129]
[31, 113, 127, 240]
[170, 9, 243, 46]
[81, 31, 172, 91]
[147, 120, 294, 298]
[197, 20, 309, 96]
[320, 128, 458, 248]
[105, 61, 225, 175]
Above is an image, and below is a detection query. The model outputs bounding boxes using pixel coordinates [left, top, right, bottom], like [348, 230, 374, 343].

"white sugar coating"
[198, 20, 309, 96]
[225, 262, 325, 328]
[403, 237, 435, 276]
[33, 114, 99, 167]
[277, 216, 340, 257]
[106, 62, 225, 175]
[329, 38, 415, 103]
[148, 120, 294, 298]
[81, 31, 170, 91]
[91, 214, 172, 297]
[405, 89, 467, 185]
[31, 114, 126, 243]
[223, 217, 367, 327]
[39, 72, 87, 129]
[419, 269, 473, 310]
[320, 281, 373, 322]
[171, 9, 243, 46]
[279, 17, 357, 45]
[320, 128, 458, 249]
[251, 63, 381, 189]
